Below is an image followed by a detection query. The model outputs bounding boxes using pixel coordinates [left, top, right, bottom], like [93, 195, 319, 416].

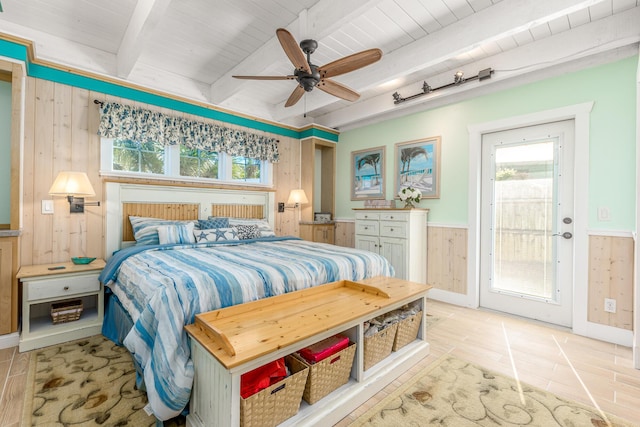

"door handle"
[552, 232, 573, 239]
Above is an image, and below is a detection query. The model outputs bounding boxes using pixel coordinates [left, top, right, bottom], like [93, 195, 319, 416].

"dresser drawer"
[355, 212, 380, 221]
[356, 220, 379, 236]
[380, 212, 408, 222]
[25, 273, 101, 301]
[380, 222, 408, 238]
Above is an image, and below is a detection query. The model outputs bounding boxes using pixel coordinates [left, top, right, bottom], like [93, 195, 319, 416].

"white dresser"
[354, 209, 428, 283]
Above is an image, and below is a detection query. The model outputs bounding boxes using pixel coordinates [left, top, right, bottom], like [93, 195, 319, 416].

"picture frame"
[395, 136, 441, 199]
[351, 146, 385, 200]
[314, 212, 332, 223]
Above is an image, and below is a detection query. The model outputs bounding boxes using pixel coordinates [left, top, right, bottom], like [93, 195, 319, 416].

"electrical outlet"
[604, 298, 616, 313]
[278, 202, 285, 213]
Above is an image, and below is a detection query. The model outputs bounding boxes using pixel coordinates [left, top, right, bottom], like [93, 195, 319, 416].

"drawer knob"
[63, 286, 69, 291]
[364, 226, 368, 230]
[390, 216, 394, 219]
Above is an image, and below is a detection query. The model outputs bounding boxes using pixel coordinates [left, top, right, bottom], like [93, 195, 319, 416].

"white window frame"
[100, 138, 273, 187]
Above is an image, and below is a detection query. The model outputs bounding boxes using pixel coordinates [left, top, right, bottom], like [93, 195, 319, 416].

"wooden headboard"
[106, 183, 274, 258]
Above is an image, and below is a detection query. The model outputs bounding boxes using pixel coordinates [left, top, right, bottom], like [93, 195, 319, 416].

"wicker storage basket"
[51, 299, 83, 324]
[363, 322, 398, 371]
[240, 355, 308, 427]
[294, 341, 356, 405]
[392, 311, 423, 351]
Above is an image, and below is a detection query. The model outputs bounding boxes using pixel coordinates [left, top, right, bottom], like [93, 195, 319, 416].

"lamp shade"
[287, 189, 309, 205]
[49, 171, 96, 197]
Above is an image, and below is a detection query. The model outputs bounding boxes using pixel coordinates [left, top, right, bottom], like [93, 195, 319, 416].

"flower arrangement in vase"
[398, 186, 422, 208]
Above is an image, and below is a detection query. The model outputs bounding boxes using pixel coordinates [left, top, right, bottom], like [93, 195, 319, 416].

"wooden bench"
[185, 276, 432, 427]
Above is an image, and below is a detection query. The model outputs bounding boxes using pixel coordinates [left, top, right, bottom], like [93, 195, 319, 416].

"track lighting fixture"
[393, 68, 493, 105]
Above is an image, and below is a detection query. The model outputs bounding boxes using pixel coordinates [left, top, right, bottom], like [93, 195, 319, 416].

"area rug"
[22, 335, 185, 426]
[351, 355, 634, 427]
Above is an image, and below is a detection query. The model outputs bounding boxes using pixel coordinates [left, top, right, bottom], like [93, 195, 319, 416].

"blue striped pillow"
[129, 216, 196, 245]
[157, 223, 196, 245]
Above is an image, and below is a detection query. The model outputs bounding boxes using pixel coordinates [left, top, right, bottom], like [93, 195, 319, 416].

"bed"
[99, 183, 394, 421]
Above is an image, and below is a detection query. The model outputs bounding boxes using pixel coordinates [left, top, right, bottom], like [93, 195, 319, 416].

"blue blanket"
[100, 237, 394, 420]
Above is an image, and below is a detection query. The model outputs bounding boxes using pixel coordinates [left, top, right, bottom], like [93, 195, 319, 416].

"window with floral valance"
[97, 102, 279, 163]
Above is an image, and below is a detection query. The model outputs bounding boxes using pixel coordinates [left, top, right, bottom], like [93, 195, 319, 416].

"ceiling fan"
[233, 28, 382, 107]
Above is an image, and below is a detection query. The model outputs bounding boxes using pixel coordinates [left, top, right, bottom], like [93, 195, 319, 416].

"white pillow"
[157, 222, 196, 245]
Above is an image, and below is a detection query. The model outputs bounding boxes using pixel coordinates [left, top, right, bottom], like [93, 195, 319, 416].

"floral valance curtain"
[97, 102, 279, 162]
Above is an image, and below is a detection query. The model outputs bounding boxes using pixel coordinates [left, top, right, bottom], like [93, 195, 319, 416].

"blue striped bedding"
[99, 236, 394, 421]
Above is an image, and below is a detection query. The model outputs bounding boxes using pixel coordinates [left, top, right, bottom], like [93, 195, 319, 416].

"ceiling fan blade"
[276, 28, 311, 74]
[317, 79, 360, 102]
[232, 75, 296, 80]
[318, 48, 382, 79]
[285, 85, 306, 107]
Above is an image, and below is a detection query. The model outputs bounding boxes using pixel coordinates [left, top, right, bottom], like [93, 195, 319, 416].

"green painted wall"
[337, 56, 638, 231]
[0, 81, 10, 224]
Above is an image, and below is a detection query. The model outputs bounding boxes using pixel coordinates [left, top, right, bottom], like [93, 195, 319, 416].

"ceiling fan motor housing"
[295, 64, 320, 91]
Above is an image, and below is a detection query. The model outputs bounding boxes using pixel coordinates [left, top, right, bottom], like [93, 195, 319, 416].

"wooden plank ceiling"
[0, 0, 638, 130]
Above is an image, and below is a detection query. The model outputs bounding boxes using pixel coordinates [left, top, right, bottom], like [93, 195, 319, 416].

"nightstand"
[17, 259, 106, 352]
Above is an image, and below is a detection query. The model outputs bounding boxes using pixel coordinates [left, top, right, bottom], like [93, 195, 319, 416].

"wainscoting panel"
[427, 226, 468, 295]
[334, 220, 355, 248]
[588, 234, 634, 330]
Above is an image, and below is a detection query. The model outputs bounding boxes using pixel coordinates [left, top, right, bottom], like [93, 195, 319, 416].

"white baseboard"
[579, 321, 633, 347]
[428, 288, 477, 308]
[0, 332, 19, 350]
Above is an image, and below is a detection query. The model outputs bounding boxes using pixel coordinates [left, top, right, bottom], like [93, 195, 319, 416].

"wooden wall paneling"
[85, 89, 103, 258]
[32, 79, 55, 264]
[334, 221, 355, 248]
[609, 236, 634, 329]
[20, 77, 36, 266]
[427, 226, 468, 294]
[0, 240, 12, 334]
[589, 235, 610, 325]
[10, 63, 24, 230]
[52, 82, 73, 262]
[22, 84, 302, 263]
[300, 140, 314, 223]
[273, 136, 300, 237]
[588, 235, 634, 330]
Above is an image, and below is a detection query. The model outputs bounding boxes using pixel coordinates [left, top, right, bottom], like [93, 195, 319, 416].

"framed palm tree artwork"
[395, 136, 441, 199]
[351, 146, 385, 200]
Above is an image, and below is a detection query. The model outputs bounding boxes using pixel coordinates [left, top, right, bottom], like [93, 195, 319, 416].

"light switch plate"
[42, 199, 54, 214]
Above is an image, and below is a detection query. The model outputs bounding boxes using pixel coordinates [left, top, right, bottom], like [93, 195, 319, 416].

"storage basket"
[392, 311, 423, 351]
[363, 322, 398, 371]
[294, 341, 356, 405]
[240, 355, 308, 427]
[51, 299, 83, 324]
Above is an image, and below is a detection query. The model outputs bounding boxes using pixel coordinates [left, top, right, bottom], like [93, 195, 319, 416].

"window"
[232, 156, 261, 182]
[180, 147, 218, 179]
[113, 139, 165, 174]
[101, 138, 272, 186]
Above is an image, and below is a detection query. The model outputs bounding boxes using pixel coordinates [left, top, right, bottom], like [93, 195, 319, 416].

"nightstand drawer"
[25, 273, 101, 301]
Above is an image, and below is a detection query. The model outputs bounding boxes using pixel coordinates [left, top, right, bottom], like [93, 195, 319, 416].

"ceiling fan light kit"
[393, 68, 493, 105]
[233, 28, 382, 108]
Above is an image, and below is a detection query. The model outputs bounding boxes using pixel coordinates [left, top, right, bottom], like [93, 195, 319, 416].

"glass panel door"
[480, 121, 574, 327]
